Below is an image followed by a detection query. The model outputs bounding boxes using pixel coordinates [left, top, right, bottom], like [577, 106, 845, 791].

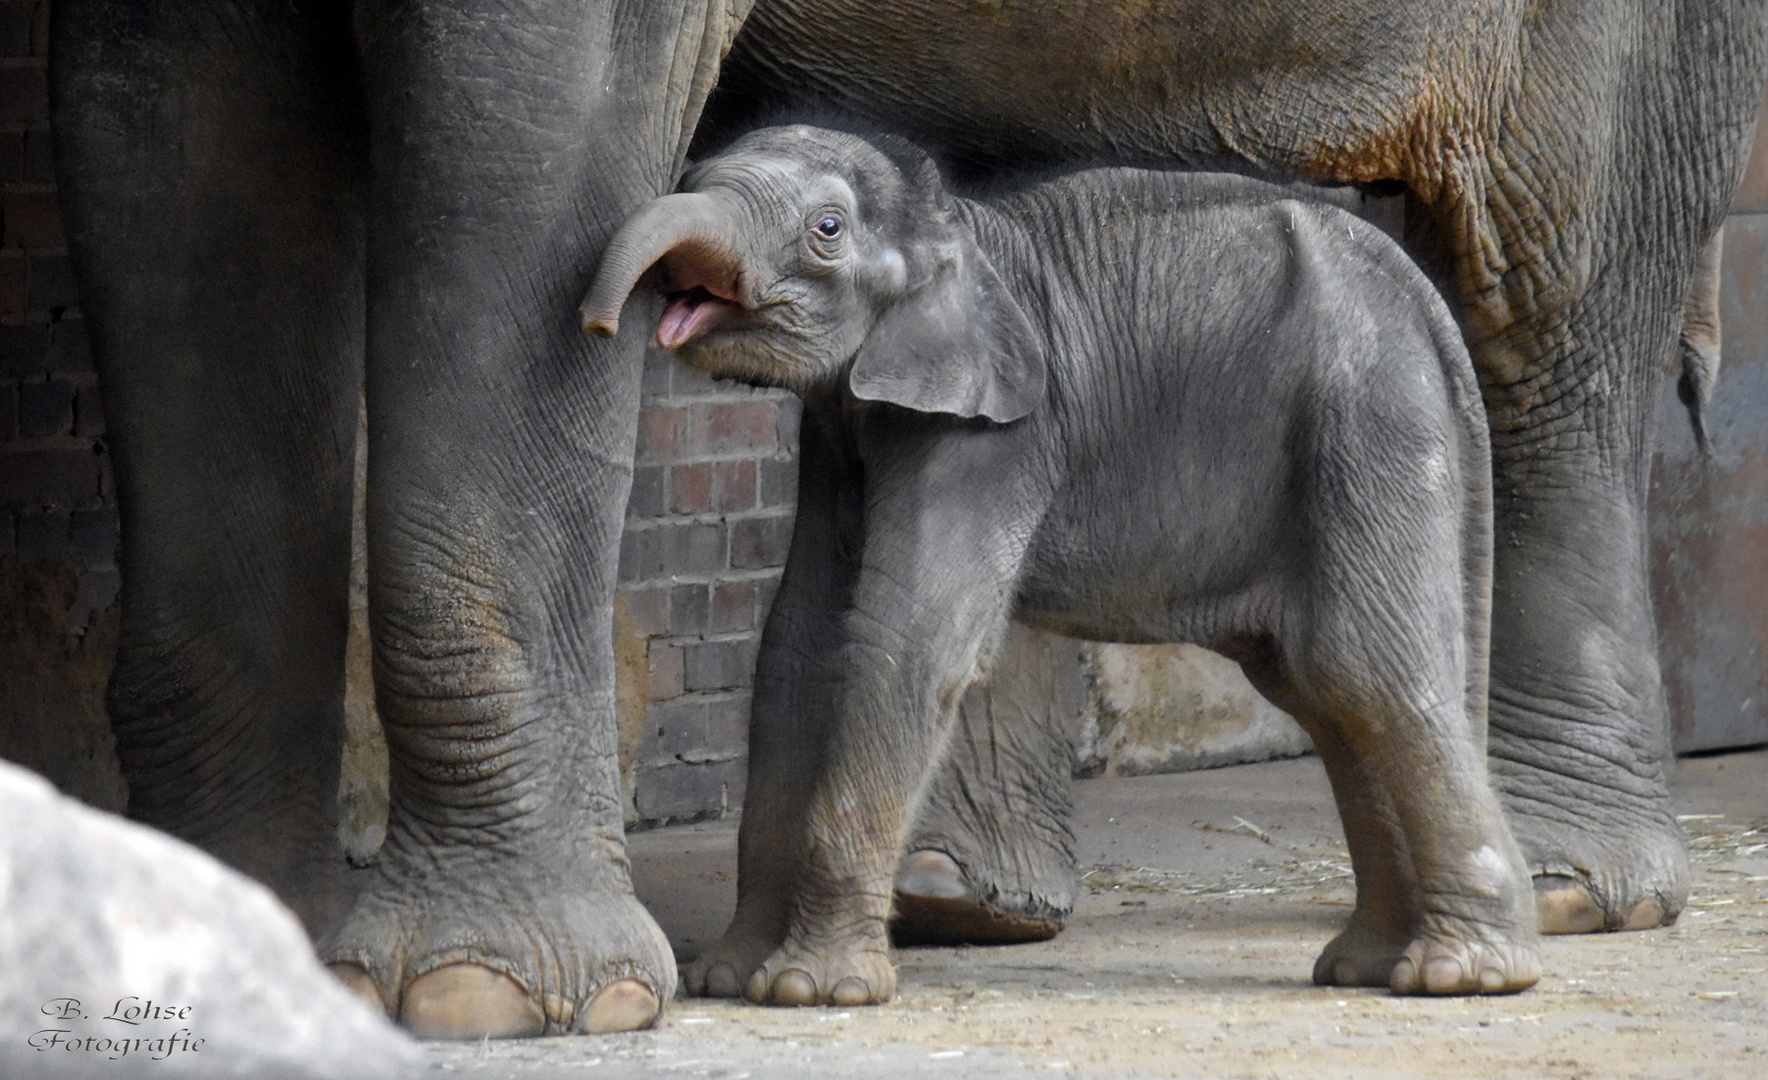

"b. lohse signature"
[28, 997, 204, 1061]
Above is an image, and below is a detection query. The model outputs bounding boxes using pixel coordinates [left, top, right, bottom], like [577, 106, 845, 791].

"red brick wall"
[616, 349, 797, 820]
[0, 0, 117, 606]
[0, 0, 126, 812]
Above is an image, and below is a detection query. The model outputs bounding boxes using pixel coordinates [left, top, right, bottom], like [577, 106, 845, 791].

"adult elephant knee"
[710, 0, 1768, 938]
[53, 0, 747, 1039]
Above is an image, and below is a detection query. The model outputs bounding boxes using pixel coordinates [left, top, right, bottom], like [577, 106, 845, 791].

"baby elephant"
[582, 125, 1541, 1006]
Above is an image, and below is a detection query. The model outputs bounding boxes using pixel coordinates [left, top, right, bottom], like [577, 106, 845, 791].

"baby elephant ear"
[847, 237, 1046, 423]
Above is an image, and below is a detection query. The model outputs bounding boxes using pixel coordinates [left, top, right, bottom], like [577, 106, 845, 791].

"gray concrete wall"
[1650, 83, 1768, 754]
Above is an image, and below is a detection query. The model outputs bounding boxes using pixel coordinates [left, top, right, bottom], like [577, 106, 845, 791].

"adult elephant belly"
[711, 0, 1768, 935]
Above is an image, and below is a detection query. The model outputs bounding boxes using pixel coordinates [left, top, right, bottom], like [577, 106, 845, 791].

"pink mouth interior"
[657, 287, 740, 350]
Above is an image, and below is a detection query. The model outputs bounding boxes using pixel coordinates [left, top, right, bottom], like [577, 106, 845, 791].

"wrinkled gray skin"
[581, 125, 1542, 1004]
[47, 0, 1767, 1042]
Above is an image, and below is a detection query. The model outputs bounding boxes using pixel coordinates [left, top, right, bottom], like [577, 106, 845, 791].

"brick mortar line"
[620, 577, 780, 593]
[649, 687, 752, 703]
[638, 751, 745, 769]
[639, 390, 794, 403]
[634, 450, 796, 464]
[620, 507, 792, 528]
[0, 435, 101, 453]
[3, 372, 99, 387]
[647, 631, 762, 647]
[619, 567, 782, 584]
[622, 576, 783, 590]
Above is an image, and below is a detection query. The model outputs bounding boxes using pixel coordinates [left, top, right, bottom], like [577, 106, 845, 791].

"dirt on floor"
[429, 748, 1768, 1080]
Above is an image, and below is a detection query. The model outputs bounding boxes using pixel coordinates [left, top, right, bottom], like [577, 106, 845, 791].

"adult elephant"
[49, 0, 1767, 1041]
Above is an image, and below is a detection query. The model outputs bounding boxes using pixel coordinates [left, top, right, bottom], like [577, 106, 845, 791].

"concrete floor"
[429, 747, 1768, 1079]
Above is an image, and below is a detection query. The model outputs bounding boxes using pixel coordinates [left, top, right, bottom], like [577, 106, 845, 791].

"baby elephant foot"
[1313, 907, 1541, 996]
[681, 928, 782, 999]
[1386, 915, 1542, 995]
[323, 870, 674, 1038]
[1313, 911, 1415, 988]
[743, 935, 895, 1007]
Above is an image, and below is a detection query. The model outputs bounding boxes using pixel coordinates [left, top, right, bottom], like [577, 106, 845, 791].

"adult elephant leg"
[1483, 441, 1685, 933]
[51, 0, 366, 938]
[1474, 264, 1696, 933]
[1453, 12, 1766, 934]
[321, 0, 741, 1038]
[893, 623, 1078, 946]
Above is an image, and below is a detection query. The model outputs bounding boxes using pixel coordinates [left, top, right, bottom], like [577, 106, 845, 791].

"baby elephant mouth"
[658, 285, 745, 350]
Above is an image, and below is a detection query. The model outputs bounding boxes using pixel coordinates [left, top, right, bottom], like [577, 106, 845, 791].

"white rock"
[0, 760, 419, 1078]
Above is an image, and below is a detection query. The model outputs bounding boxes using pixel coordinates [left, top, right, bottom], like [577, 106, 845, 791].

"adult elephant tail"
[580, 191, 751, 340]
[1677, 228, 1724, 457]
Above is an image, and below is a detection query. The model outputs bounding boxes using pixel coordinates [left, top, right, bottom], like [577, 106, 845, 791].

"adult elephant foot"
[1495, 769, 1688, 935]
[1478, 400, 1693, 937]
[322, 869, 673, 1038]
[890, 850, 1063, 946]
[1387, 916, 1542, 996]
[890, 623, 1082, 947]
[1312, 905, 1420, 990]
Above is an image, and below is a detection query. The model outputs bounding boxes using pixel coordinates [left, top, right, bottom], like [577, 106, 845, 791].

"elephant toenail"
[1617, 896, 1666, 932]
[703, 963, 744, 998]
[895, 850, 971, 900]
[1533, 874, 1605, 934]
[1387, 957, 1418, 993]
[1333, 958, 1358, 986]
[831, 977, 871, 1007]
[579, 979, 659, 1034]
[1480, 967, 1506, 993]
[328, 962, 391, 1015]
[1422, 957, 1464, 994]
[744, 968, 770, 1005]
[770, 969, 819, 1007]
[400, 963, 545, 1039]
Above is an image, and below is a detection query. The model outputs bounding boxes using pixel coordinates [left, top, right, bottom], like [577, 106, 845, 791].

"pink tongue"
[657, 294, 729, 350]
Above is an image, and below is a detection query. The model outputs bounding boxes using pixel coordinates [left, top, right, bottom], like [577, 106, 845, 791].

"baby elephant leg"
[741, 429, 1042, 1007]
[742, 585, 1020, 1006]
[1286, 662, 1541, 996]
[683, 418, 859, 1000]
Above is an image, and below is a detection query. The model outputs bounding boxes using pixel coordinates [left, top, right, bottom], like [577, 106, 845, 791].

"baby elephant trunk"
[579, 192, 751, 340]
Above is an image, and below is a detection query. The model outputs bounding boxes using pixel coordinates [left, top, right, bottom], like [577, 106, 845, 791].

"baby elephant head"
[581, 125, 1045, 422]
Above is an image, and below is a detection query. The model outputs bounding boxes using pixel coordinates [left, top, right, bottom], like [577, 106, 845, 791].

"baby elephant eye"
[815, 216, 842, 239]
